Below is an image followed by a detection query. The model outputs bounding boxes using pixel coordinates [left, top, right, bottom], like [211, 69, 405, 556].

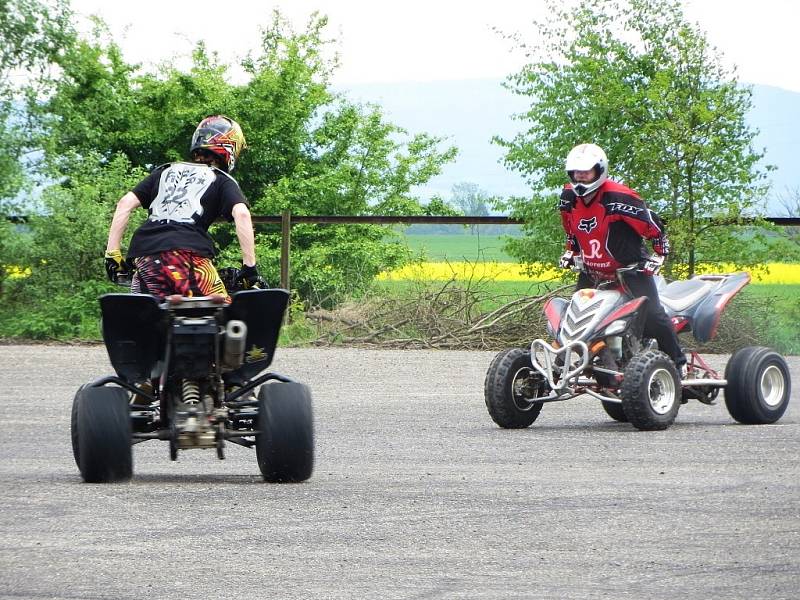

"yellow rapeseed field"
[378, 262, 800, 284]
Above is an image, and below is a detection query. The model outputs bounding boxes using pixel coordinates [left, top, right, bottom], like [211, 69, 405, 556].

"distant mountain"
[338, 79, 798, 216]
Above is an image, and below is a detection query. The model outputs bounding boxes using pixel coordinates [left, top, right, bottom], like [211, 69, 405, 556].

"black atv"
[485, 265, 791, 431]
[71, 271, 313, 483]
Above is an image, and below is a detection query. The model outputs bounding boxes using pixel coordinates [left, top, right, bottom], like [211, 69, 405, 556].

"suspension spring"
[182, 379, 201, 405]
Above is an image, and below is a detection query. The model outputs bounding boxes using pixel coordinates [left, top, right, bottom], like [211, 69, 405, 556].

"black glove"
[237, 264, 266, 289]
[104, 249, 125, 282]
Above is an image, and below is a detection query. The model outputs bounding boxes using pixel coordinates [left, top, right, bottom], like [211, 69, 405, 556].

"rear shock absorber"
[182, 379, 201, 406]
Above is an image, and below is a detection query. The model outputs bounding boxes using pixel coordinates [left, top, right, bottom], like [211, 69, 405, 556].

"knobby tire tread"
[484, 348, 543, 429]
[620, 350, 680, 431]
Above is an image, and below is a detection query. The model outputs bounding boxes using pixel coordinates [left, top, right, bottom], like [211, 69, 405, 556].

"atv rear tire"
[74, 386, 133, 483]
[70, 385, 85, 468]
[484, 348, 546, 429]
[724, 346, 791, 424]
[601, 400, 628, 423]
[620, 350, 680, 431]
[256, 382, 314, 482]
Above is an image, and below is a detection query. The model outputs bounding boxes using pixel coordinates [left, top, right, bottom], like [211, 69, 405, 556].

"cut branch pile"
[303, 271, 780, 352]
[308, 276, 571, 350]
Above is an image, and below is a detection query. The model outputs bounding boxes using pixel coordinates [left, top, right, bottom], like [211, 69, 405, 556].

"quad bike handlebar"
[570, 260, 646, 292]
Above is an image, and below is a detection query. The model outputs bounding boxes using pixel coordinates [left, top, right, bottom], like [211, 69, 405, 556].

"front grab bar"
[530, 339, 590, 392]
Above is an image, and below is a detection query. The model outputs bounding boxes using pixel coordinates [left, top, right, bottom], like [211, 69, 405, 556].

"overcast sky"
[68, 0, 799, 93]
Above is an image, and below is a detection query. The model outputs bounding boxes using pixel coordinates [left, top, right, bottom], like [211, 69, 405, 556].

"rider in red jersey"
[558, 143, 685, 371]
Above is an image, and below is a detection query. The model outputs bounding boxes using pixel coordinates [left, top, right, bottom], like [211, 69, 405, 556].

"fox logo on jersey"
[577, 217, 597, 233]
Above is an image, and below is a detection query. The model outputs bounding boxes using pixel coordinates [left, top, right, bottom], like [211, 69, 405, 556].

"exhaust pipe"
[223, 320, 247, 368]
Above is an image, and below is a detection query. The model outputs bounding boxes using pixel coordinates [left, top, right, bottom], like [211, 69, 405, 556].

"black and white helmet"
[565, 143, 608, 197]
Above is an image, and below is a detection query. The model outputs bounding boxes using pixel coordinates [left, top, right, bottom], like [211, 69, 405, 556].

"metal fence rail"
[250, 214, 800, 225]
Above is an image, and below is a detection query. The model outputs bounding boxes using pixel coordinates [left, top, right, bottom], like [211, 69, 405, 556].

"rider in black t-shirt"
[104, 115, 264, 301]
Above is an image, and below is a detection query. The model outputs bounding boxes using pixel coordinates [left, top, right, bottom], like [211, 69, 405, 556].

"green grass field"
[402, 230, 800, 264]
[403, 234, 517, 262]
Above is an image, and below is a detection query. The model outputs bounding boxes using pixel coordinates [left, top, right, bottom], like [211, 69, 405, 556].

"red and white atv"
[484, 265, 791, 431]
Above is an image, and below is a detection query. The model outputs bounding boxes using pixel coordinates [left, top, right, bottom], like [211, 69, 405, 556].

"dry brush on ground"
[308, 277, 569, 349]
[304, 277, 776, 352]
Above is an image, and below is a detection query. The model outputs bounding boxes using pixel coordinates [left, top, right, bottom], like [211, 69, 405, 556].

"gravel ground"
[0, 345, 798, 600]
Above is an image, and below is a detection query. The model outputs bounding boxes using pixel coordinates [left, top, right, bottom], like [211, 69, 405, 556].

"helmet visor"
[191, 118, 232, 148]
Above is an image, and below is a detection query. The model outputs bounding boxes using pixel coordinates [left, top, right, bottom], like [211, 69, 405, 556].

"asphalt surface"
[0, 345, 798, 600]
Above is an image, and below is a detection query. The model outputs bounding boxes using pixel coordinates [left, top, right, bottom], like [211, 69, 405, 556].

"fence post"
[280, 209, 291, 292]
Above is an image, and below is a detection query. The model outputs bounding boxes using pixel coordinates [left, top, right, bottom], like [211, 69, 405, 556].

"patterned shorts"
[131, 250, 230, 302]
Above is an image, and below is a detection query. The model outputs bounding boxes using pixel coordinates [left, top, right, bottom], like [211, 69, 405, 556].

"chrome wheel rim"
[648, 368, 676, 415]
[760, 365, 785, 407]
[511, 367, 540, 411]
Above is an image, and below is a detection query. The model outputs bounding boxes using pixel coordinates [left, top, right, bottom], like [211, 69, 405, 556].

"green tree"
[0, 0, 73, 202]
[4, 9, 457, 337]
[497, 0, 775, 277]
[0, 152, 147, 338]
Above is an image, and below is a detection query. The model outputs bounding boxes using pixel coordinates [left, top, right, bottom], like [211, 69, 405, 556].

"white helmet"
[565, 143, 608, 196]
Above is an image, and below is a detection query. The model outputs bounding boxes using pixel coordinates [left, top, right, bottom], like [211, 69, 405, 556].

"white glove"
[559, 251, 575, 269]
[641, 254, 665, 276]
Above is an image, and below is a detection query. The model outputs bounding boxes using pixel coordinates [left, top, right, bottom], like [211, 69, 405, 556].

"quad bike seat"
[656, 272, 750, 342]
[657, 278, 720, 312]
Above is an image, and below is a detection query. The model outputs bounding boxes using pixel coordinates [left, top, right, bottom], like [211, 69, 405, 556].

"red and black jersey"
[559, 179, 669, 276]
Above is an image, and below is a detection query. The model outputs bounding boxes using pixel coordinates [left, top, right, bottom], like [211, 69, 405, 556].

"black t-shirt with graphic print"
[127, 162, 248, 259]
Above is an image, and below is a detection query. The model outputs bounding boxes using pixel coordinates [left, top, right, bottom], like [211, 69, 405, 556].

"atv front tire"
[724, 346, 791, 424]
[256, 382, 314, 482]
[73, 385, 133, 483]
[620, 350, 680, 431]
[484, 348, 547, 429]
